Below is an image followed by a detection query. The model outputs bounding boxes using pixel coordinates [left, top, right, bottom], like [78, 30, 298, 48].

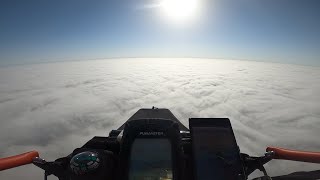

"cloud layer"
[0, 58, 319, 179]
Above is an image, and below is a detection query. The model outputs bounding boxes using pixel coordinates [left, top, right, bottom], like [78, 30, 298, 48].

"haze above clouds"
[0, 58, 319, 179]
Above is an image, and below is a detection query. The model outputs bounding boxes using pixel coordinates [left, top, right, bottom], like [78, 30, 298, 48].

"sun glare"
[160, 0, 199, 23]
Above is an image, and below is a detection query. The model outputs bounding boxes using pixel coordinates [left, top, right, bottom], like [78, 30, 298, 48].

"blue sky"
[0, 0, 319, 66]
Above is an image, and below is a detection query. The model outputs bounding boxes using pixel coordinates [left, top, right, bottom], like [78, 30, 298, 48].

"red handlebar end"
[267, 146, 320, 164]
[0, 151, 39, 171]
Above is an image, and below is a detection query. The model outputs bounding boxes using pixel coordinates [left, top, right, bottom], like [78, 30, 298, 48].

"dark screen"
[192, 127, 241, 180]
[129, 138, 173, 180]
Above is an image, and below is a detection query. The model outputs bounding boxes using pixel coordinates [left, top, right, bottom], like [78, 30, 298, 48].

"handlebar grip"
[0, 151, 39, 171]
[267, 146, 320, 163]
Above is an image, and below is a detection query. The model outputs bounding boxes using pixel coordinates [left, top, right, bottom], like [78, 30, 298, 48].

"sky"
[0, 0, 320, 66]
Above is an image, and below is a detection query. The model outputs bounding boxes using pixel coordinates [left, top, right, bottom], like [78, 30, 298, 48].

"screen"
[129, 138, 173, 180]
[192, 127, 242, 180]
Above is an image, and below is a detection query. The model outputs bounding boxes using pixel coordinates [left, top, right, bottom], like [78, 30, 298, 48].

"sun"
[160, 0, 199, 23]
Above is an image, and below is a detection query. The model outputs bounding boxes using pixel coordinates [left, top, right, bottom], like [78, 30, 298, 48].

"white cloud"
[134, 1, 161, 11]
[0, 58, 319, 179]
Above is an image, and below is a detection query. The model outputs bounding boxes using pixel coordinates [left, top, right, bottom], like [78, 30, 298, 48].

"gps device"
[129, 138, 172, 180]
[189, 118, 244, 180]
[118, 118, 183, 180]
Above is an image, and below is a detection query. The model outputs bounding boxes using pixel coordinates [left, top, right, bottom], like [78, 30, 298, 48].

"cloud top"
[0, 58, 319, 179]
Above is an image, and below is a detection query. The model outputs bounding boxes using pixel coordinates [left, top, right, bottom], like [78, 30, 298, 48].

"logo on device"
[139, 132, 164, 136]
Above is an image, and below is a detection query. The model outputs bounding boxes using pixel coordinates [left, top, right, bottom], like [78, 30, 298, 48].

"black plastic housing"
[117, 118, 184, 180]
